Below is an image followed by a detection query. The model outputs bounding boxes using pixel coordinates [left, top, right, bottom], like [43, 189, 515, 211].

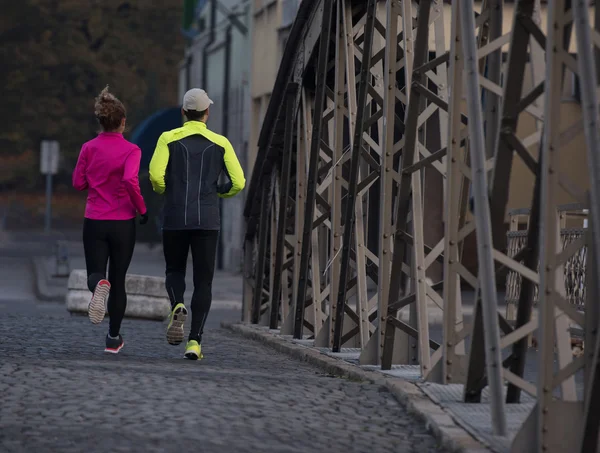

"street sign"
[40, 140, 60, 175]
[40, 140, 60, 231]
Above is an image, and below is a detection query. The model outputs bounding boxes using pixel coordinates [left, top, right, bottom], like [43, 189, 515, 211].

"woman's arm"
[72, 144, 89, 191]
[123, 146, 147, 215]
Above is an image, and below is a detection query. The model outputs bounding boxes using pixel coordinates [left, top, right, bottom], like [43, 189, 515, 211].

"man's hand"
[140, 213, 149, 225]
[217, 181, 233, 194]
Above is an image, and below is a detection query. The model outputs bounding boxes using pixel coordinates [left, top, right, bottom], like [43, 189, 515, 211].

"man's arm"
[219, 139, 245, 198]
[149, 133, 170, 194]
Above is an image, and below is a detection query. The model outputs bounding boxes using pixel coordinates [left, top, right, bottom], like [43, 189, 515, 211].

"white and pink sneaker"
[88, 279, 111, 324]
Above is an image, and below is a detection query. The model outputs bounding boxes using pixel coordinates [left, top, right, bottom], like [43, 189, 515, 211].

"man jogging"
[149, 88, 245, 360]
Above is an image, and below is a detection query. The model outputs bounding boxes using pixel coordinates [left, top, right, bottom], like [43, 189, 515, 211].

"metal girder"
[285, 0, 392, 349]
[251, 176, 273, 325]
[293, 0, 335, 339]
[360, 0, 449, 370]
[487, 0, 545, 405]
[510, 0, 600, 450]
[244, 0, 321, 225]
[569, 0, 600, 449]
[332, 0, 377, 352]
[269, 83, 299, 329]
[577, 0, 600, 447]
[244, 0, 600, 451]
[459, 0, 549, 413]
[458, 0, 507, 435]
[280, 88, 311, 336]
[379, 0, 434, 372]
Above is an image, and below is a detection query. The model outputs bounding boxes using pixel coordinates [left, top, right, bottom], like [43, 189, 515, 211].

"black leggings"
[83, 218, 136, 337]
[163, 229, 219, 343]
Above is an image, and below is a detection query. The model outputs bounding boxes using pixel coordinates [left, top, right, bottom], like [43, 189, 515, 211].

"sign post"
[40, 140, 60, 232]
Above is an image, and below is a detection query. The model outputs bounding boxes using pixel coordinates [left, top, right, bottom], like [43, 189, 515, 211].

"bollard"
[54, 240, 70, 277]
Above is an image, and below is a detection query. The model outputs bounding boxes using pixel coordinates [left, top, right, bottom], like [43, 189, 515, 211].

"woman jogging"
[73, 86, 148, 354]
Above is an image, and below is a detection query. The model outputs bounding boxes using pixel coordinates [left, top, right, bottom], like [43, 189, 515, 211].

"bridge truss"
[242, 0, 600, 451]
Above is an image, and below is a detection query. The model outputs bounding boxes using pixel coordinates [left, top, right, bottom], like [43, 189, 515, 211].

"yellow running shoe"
[166, 303, 187, 345]
[184, 340, 203, 360]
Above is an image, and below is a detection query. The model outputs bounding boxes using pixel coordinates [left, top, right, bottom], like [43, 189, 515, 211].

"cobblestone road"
[0, 259, 447, 453]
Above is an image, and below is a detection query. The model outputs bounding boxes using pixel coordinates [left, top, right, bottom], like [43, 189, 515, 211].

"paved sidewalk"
[0, 299, 448, 453]
[228, 323, 585, 453]
[225, 324, 497, 453]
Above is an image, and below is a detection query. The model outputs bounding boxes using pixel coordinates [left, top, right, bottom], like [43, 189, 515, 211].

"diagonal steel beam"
[293, 0, 335, 339]
[332, 0, 377, 352]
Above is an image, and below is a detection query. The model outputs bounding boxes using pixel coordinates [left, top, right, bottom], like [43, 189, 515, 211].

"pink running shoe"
[88, 279, 110, 324]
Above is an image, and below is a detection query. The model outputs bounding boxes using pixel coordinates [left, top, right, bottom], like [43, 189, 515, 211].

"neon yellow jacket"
[149, 120, 245, 229]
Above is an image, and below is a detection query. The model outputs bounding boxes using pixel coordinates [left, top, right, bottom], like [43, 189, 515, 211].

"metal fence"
[505, 204, 589, 320]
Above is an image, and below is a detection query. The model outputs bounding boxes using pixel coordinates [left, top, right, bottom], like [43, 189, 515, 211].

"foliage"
[0, 0, 185, 178]
[0, 191, 86, 230]
[0, 150, 38, 191]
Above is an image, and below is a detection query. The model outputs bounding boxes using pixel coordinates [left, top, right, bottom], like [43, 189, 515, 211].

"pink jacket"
[73, 132, 147, 220]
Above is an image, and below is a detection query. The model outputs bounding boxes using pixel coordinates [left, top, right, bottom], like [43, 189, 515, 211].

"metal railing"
[505, 204, 589, 320]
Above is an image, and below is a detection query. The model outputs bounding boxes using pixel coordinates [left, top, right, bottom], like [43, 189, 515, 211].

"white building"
[179, 0, 302, 271]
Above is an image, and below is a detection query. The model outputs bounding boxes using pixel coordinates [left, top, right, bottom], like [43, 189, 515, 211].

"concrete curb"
[32, 256, 243, 308]
[30, 257, 65, 303]
[222, 322, 491, 453]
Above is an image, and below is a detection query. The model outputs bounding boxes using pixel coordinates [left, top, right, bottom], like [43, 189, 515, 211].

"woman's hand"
[139, 212, 149, 225]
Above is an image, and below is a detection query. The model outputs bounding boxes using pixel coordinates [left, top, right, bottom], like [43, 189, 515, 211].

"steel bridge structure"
[241, 0, 600, 451]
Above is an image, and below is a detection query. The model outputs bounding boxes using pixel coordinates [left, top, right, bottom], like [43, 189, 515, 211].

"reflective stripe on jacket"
[148, 120, 245, 230]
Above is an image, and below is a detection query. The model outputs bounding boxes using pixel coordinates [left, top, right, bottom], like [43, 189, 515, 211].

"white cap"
[182, 88, 213, 112]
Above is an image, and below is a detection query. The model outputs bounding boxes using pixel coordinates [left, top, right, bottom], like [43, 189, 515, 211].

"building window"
[281, 0, 300, 28]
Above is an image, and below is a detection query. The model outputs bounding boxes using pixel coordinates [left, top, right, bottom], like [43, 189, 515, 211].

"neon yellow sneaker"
[184, 340, 203, 360]
[166, 303, 187, 345]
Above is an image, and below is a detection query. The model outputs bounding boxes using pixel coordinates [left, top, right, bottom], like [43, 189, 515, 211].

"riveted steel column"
[293, 0, 335, 339]
[282, 89, 309, 336]
[332, 0, 377, 352]
[242, 238, 254, 323]
[381, 0, 433, 371]
[364, 0, 402, 367]
[573, 0, 600, 448]
[511, 0, 583, 449]
[458, 0, 506, 436]
[501, 0, 544, 405]
[252, 178, 272, 324]
[269, 83, 299, 329]
[483, 0, 502, 162]
[328, 0, 346, 347]
[440, 0, 466, 387]
[581, 218, 600, 453]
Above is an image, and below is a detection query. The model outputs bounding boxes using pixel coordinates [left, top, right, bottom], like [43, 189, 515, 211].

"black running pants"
[162, 229, 219, 343]
[83, 218, 136, 337]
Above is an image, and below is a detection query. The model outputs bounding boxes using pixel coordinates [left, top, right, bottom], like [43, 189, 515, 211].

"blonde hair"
[94, 85, 126, 132]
